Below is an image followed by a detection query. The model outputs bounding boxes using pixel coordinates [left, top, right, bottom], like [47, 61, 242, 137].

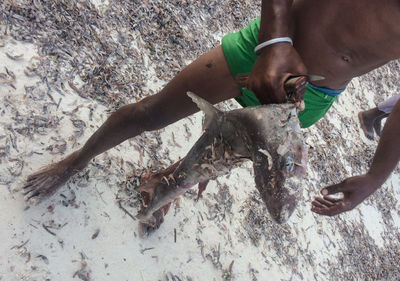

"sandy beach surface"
[1, 1, 400, 280]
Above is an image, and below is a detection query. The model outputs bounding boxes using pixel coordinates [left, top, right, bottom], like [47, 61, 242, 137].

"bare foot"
[23, 150, 86, 204]
[373, 118, 382, 137]
[358, 112, 374, 140]
[373, 113, 389, 137]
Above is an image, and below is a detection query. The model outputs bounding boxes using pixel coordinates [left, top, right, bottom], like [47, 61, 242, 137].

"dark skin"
[312, 100, 400, 216]
[248, 0, 307, 104]
[358, 107, 390, 140]
[24, 0, 400, 218]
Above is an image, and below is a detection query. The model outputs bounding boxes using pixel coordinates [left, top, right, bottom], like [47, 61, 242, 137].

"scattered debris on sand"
[1, 0, 400, 280]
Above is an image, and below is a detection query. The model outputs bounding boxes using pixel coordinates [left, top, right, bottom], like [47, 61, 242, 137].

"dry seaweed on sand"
[1, 0, 260, 109]
[2, 0, 400, 280]
[72, 252, 91, 281]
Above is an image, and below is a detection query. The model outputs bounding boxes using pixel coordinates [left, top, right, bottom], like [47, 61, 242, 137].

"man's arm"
[311, 98, 400, 216]
[247, 0, 307, 104]
[259, 0, 292, 41]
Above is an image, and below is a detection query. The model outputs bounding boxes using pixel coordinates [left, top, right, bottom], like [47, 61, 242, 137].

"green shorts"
[221, 18, 339, 128]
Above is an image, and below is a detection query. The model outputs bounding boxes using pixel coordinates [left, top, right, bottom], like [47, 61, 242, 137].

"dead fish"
[136, 92, 307, 228]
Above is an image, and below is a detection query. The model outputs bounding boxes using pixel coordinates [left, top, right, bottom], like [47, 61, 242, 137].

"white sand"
[1, 5, 400, 281]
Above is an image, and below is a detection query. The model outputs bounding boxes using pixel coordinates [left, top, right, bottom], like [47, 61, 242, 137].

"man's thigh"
[141, 46, 242, 129]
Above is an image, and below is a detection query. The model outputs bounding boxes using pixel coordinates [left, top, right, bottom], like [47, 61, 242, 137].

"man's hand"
[247, 43, 307, 104]
[311, 174, 380, 216]
[312, 98, 400, 218]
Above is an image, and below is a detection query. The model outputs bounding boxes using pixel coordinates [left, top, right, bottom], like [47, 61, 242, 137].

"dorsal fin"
[187, 92, 221, 129]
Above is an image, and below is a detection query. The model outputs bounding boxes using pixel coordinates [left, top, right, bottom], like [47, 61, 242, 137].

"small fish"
[137, 92, 307, 232]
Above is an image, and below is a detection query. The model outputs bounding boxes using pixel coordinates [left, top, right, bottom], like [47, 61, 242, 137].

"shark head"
[250, 107, 307, 224]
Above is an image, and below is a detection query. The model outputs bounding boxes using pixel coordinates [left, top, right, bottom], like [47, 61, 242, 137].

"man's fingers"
[311, 200, 328, 209]
[323, 195, 342, 203]
[311, 197, 352, 216]
[235, 74, 249, 88]
[321, 182, 345, 196]
[313, 196, 335, 207]
[311, 203, 346, 216]
[26, 191, 40, 201]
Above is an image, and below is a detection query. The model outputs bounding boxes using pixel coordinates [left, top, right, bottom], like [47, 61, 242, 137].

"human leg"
[23, 46, 242, 203]
[373, 94, 400, 136]
[373, 112, 390, 137]
[358, 94, 400, 140]
[358, 107, 384, 140]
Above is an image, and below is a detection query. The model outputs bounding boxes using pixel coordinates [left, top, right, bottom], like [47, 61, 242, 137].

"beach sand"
[1, 1, 400, 280]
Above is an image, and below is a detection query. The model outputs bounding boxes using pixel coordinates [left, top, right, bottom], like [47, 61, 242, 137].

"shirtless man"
[24, 0, 400, 218]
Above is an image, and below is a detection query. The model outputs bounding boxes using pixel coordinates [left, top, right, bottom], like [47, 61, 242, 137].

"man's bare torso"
[292, 0, 400, 89]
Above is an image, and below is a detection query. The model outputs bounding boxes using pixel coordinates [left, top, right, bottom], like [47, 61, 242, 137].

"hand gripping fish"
[136, 90, 308, 233]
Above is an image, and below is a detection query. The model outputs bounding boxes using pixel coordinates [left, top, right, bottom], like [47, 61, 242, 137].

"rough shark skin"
[136, 92, 307, 226]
